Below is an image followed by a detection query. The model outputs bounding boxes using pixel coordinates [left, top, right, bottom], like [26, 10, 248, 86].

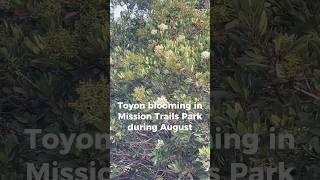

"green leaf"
[271, 114, 282, 127]
[24, 37, 40, 54]
[259, 10, 268, 35]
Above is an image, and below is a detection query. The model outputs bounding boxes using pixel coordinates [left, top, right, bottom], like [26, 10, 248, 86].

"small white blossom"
[154, 96, 169, 106]
[110, 57, 113, 65]
[154, 44, 164, 56]
[163, 50, 174, 60]
[155, 139, 164, 149]
[158, 23, 168, 32]
[151, 29, 157, 35]
[201, 51, 210, 60]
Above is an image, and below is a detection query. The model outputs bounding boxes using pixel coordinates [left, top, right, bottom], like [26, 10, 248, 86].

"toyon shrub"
[111, 0, 210, 179]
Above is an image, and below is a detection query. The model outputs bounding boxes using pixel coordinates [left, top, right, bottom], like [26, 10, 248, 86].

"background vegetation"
[0, 0, 108, 179]
[212, 0, 320, 179]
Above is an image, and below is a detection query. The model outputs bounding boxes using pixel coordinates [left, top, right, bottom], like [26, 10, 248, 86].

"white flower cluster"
[158, 23, 168, 32]
[201, 51, 210, 60]
[154, 44, 164, 56]
[151, 29, 157, 35]
[154, 96, 169, 106]
[151, 23, 168, 35]
[155, 139, 164, 149]
[163, 50, 174, 60]
[110, 57, 113, 65]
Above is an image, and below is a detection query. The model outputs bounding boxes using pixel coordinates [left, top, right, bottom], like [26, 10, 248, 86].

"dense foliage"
[1, 0, 319, 179]
[111, 0, 210, 179]
[212, 0, 320, 179]
[0, 0, 108, 179]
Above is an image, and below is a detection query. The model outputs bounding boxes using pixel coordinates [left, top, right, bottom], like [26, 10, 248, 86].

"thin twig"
[294, 86, 320, 101]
